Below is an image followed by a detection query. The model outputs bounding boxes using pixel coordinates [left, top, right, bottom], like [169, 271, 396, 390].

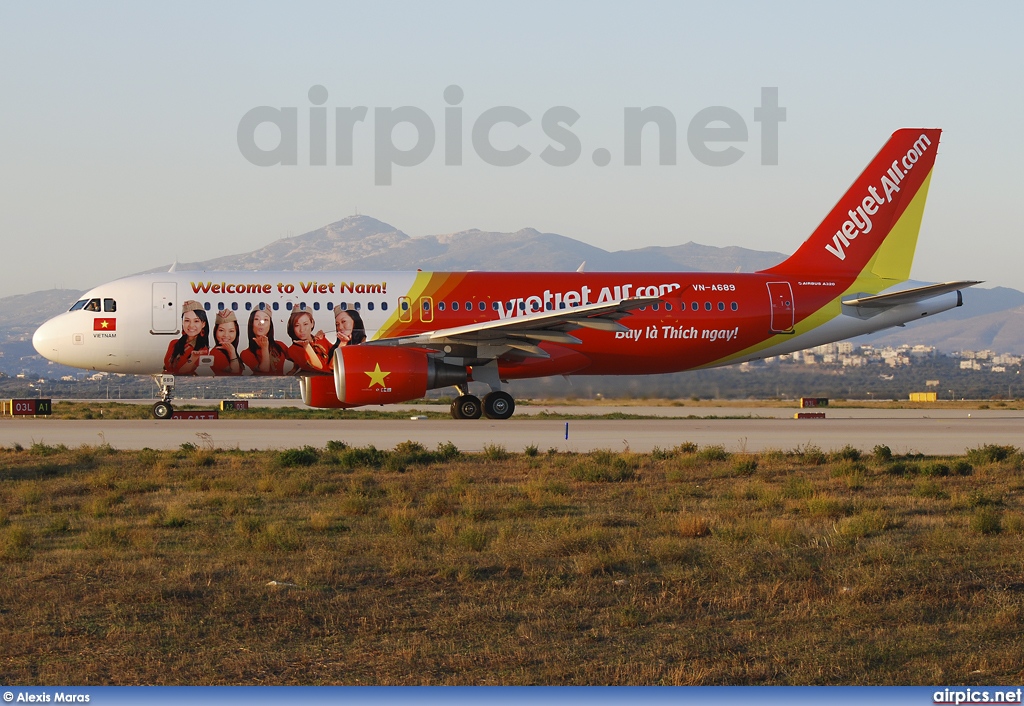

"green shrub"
[831, 444, 861, 462]
[697, 445, 729, 462]
[794, 444, 826, 465]
[277, 446, 319, 467]
[966, 444, 1018, 465]
[872, 445, 893, 463]
[920, 462, 949, 477]
[570, 456, 637, 482]
[732, 458, 758, 476]
[952, 460, 973, 476]
[887, 460, 919, 476]
[482, 443, 510, 461]
[436, 441, 461, 461]
[970, 508, 1002, 535]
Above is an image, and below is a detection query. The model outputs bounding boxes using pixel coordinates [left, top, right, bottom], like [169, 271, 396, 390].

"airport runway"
[1, 415, 1021, 455]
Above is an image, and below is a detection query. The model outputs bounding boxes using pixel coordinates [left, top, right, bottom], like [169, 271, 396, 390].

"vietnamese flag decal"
[93, 318, 116, 331]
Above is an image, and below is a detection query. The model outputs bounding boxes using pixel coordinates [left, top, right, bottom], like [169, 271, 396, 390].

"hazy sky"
[1, 1, 1021, 298]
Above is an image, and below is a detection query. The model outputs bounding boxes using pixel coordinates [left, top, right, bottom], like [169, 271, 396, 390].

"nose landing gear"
[152, 374, 175, 420]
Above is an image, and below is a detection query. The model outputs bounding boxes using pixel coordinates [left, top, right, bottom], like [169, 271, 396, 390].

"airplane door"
[419, 296, 434, 324]
[152, 282, 179, 334]
[398, 296, 412, 323]
[767, 282, 795, 334]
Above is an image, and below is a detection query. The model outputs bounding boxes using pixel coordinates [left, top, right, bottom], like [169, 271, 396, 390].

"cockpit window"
[84, 299, 101, 312]
[103, 298, 116, 313]
[69, 300, 88, 311]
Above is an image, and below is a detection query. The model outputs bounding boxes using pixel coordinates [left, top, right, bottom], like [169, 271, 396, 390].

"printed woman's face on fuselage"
[293, 313, 314, 341]
[252, 312, 272, 337]
[335, 310, 354, 342]
[215, 322, 237, 347]
[182, 311, 205, 339]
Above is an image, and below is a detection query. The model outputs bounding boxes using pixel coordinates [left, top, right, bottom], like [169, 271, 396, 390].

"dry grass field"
[1, 438, 1022, 685]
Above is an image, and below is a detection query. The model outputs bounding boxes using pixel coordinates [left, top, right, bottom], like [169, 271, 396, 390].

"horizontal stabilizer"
[842, 281, 981, 308]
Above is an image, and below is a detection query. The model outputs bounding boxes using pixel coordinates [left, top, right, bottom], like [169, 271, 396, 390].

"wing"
[368, 296, 661, 359]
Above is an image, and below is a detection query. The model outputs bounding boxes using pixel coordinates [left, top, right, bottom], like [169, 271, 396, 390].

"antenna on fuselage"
[576, 261, 586, 273]
[168, 260, 178, 273]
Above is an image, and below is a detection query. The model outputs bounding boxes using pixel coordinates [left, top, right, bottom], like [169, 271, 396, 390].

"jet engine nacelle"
[299, 346, 468, 408]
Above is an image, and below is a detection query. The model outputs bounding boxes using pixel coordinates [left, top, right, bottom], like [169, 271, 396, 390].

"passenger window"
[492, 302, 500, 311]
[103, 298, 117, 312]
[466, 301, 473, 311]
[381, 302, 388, 311]
[232, 302, 238, 311]
[665, 303, 672, 311]
[286, 302, 292, 310]
[652, 303, 659, 311]
[452, 301, 459, 311]
[731, 302, 738, 311]
[70, 300, 87, 311]
[272, 302, 279, 311]
[204, 302, 211, 311]
[313, 302, 320, 311]
[245, 302, 252, 311]
[327, 302, 333, 310]
[354, 302, 361, 311]
[399, 300, 407, 311]
[367, 302, 375, 311]
[437, 301, 444, 311]
[691, 302, 698, 311]
[299, 302, 306, 310]
[718, 302, 725, 311]
[340, 301, 348, 310]
[478, 301, 485, 311]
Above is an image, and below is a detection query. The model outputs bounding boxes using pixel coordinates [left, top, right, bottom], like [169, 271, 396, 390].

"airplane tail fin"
[762, 128, 941, 282]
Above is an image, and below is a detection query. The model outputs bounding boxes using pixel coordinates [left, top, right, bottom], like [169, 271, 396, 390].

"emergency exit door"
[767, 282, 795, 334]
[152, 282, 179, 334]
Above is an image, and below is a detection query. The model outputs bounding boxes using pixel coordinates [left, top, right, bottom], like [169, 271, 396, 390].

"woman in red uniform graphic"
[163, 300, 210, 375]
[240, 306, 292, 375]
[210, 309, 243, 376]
[286, 309, 331, 372]
[328, 306, 367, 361]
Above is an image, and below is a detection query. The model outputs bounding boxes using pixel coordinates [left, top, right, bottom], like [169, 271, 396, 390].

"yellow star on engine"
[365, 363, 390, 388]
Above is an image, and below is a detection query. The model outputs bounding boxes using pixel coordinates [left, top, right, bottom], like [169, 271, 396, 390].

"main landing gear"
[152, 374, 175, 420]
[449, 386, 515, 420]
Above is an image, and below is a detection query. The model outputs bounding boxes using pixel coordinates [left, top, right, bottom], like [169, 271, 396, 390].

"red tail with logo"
[763, 128, 941, 280]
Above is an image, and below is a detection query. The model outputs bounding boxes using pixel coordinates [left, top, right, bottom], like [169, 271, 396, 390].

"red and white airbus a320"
[34, 128, 977, 420]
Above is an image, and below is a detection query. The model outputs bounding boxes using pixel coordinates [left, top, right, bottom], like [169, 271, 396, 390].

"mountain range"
[3, 215, 1022, 378]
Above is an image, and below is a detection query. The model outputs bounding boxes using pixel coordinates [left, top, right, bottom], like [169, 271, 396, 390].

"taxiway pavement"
[1, 414, 1020, 455]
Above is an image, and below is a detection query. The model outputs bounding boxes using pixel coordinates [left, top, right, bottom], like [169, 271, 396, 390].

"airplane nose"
[33, 318, 62, 363]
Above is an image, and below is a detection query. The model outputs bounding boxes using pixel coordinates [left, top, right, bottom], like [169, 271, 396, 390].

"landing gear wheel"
[152, 401, 173, 420]
[452, 394, 482, 420]
[483, 391, 515, 420]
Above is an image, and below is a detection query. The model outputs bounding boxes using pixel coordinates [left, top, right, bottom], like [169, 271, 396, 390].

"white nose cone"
[32, 318, 62, 364]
